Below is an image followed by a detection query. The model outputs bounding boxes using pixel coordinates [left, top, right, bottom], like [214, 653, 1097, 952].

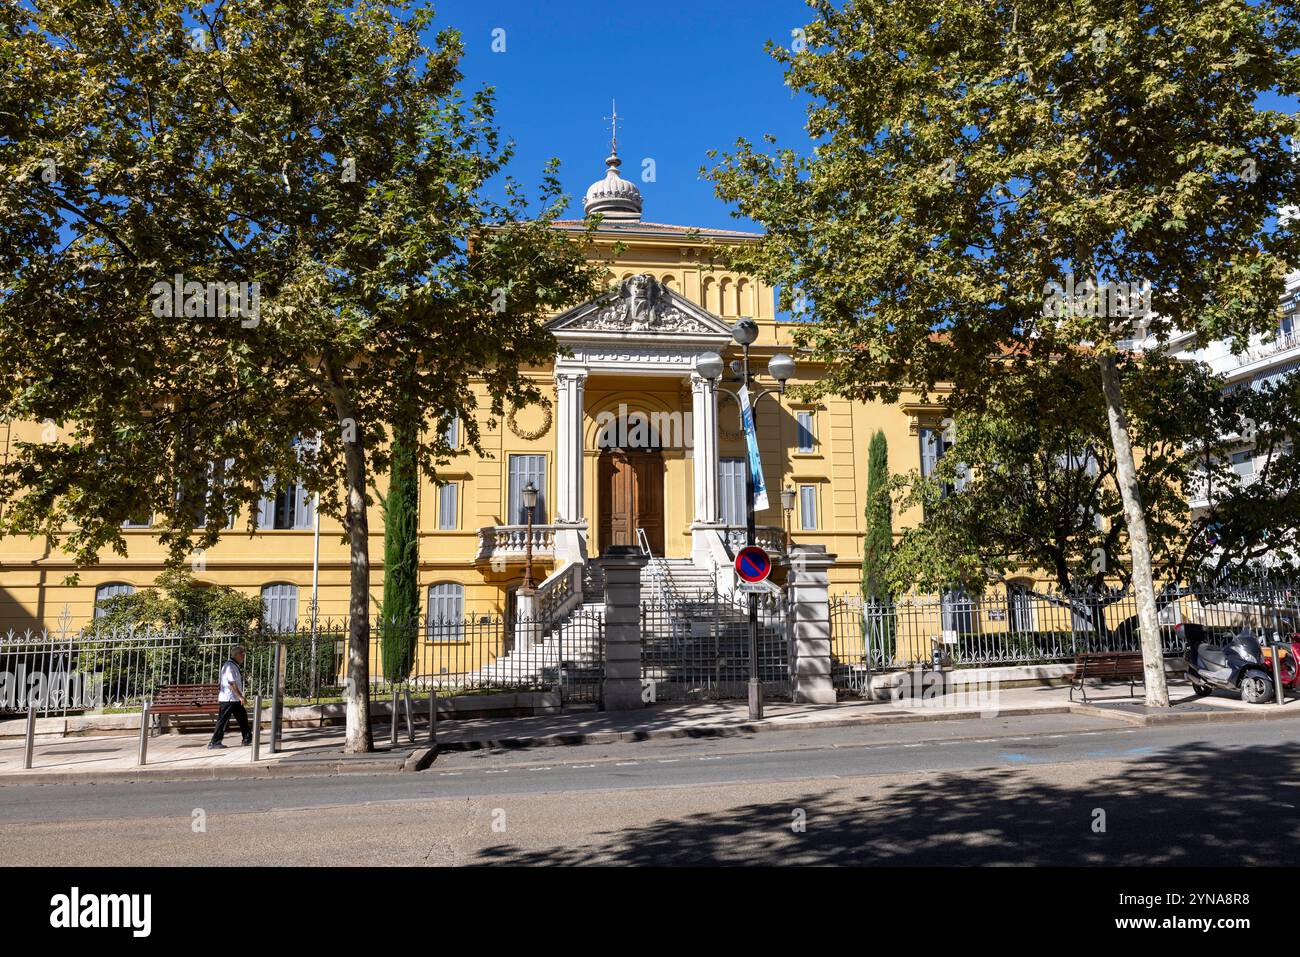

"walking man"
[208, 644, 252, 749]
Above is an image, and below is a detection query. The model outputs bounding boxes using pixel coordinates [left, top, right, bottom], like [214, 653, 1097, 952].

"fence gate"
[640, 587, 790, 702]
[546, 608, 605, 707]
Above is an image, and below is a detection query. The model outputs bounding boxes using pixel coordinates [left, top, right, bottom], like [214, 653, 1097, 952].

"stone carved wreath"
[506, 397, 553, 440]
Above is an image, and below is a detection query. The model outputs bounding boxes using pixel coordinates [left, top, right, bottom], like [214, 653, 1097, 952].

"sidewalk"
[2, 677, 1297, 784]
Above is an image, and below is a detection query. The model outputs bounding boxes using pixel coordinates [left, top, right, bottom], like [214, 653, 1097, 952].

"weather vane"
[603, 98, 622, 155]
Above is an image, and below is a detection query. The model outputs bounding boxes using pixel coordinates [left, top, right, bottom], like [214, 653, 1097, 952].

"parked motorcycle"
[1178, 622, 1276, 704]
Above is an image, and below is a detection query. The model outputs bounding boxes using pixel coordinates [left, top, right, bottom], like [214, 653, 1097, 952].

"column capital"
[689, 372, 715, 394]
[554, 369, 589, 387]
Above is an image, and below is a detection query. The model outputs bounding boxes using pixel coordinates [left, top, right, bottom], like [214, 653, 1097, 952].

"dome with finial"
[583, 152, 642, 222]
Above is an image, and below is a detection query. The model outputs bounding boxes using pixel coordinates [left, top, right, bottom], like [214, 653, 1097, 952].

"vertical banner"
[738, 385, 769, 512]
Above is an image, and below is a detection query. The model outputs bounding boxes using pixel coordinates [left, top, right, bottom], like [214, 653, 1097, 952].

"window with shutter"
[507, 455, 546, 524]
[719, 458, 746, 525]
[799, 484, 817, 530]
[796, 411, 815, 453]
[941, 588, 973, 635]
[426, 583, 465, 641]
[438, 482, 458, 530]
[94, 583, 135, 619]
[261, 583, 299, 633]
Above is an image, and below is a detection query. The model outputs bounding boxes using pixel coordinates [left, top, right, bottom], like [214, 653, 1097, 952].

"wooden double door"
[597, 448, 664, 556]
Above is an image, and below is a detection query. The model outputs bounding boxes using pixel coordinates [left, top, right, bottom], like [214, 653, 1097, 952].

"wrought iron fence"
[829, 583, 1300, 682]
[640, 586, 790, 701]
[0, 611, 604, 717]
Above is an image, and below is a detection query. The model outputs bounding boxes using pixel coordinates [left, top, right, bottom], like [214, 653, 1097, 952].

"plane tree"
[0, 0, 603, 749]
[708, 0, 1300, 704]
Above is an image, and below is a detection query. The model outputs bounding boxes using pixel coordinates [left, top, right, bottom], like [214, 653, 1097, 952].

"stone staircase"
[469, 556, 787, 695]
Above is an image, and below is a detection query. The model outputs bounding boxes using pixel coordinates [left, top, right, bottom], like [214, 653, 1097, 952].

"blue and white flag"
[738, 385, 769, 512]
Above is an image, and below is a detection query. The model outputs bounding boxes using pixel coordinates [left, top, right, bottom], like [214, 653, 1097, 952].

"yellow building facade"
[0, 151, 948, 634]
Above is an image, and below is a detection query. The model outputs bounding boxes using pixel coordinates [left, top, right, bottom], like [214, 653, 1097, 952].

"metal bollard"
[251, 695, 263, 762]
[390, 687, 399, 748]
[23, 701, 37, 770]
[403, 688, 414, 743]
[428, 691, 437, 745]
[1271, 637, 1286, 706]
[136, 698, 150, 767]
[270, 642, 284, 753]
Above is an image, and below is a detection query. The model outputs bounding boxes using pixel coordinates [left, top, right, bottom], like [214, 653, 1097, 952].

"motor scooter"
[1179, 622, 1276, 704]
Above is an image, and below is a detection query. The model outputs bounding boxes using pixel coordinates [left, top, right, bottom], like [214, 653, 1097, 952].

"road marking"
[485, 770, 509, 775]
[439, 772, 463, 776]
[528, 767, 554, 772]
[657, 759, 680, 764]
[571, 764, 595, 769]
[615, 762, 638, 766]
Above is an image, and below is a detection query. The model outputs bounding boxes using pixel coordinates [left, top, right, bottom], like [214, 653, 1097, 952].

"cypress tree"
[380, 415, 420, 681]
[861, 429, 894, 665]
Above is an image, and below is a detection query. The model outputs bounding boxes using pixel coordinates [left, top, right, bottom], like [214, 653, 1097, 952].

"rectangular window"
[920, 427, 963, 497]
[438, 482, 458, 530]
[444, 415, 460, 450]
[719, 458, 746, 526]
[258, 478, 315, 530]
[795, 411, 815, 453]
[121, 515, 151, 529]
[1231, 449, 1255, 478]
[507, 454, 546, 524]
[799, 484, 817, 530]
[261, 583, 299, 633]
[426, 583, 465, 641]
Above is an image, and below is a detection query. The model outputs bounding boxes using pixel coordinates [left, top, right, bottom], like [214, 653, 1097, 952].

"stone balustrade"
[474, 524, 558, 565]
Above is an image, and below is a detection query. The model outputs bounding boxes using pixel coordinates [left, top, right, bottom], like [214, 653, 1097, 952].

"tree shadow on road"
[472, 741, 1300, 865]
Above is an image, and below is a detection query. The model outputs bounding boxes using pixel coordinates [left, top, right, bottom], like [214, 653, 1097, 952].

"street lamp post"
[695, 321, 795, 720]
[782, 485, 796, 553]
[521, 480, 539, 595]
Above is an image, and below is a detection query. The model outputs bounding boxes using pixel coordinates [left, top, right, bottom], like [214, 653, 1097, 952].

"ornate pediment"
[547, 274, 732, 340]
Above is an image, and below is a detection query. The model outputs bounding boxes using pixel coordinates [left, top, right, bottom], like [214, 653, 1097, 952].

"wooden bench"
[149, 683, 220, 735]
[1069, 651, 1147, 703]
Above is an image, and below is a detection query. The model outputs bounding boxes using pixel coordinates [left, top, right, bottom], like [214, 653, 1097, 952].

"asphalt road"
[3, 713, 1298, 865]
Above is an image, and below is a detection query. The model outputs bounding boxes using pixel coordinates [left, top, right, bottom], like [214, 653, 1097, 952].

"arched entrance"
[596, 413, 665, 555]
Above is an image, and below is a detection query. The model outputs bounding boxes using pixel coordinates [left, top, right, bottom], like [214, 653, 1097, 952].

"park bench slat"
[1069, 651, 1153, 703]
[150, 683, 221, 717]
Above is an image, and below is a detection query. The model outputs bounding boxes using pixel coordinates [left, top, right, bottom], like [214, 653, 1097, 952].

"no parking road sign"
[734, 545, 772, 584]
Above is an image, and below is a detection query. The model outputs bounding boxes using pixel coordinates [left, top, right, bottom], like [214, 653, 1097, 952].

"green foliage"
[861, 429, 893, 601]
[379, 416, 419, 680]
[887, 355, 1300, 594]
[707, 0, 1300, 658]
[860, 430, 896, 662]
[0, 1, 605, 745]
[708, 0, 1300, 407]
[92, 568, 263, 635]
[0, 0, 604, 562]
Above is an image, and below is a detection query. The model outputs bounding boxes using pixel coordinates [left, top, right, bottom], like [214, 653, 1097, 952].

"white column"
[554, 370, 586, 525]
[690, 373, 719, 525]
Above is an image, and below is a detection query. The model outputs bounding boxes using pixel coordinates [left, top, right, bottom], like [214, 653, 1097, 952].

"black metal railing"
[829, 583, 1300, 679]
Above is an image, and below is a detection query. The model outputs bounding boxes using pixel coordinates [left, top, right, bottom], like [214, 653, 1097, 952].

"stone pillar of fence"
[788, 544, 837, 704]
[600, 545, 648, 711]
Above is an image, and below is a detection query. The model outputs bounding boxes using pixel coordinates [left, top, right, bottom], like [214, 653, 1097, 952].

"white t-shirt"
[218, 661, 243, 703]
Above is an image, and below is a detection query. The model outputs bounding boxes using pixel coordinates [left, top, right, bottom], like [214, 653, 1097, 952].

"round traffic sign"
[735, 546, 772, 583]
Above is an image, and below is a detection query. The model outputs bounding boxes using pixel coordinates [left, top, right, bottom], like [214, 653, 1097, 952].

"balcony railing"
[720, 525, 789, 559]
[475, 524, 557, 565]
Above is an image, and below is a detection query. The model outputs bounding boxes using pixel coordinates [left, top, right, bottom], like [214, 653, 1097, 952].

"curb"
[4, 700, 1296, 784]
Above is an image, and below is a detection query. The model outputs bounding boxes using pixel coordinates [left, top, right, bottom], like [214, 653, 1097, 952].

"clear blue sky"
[429, 0, 812, 230]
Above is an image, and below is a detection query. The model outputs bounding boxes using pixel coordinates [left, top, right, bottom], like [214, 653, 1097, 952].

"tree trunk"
[1097, 354, 1170, 707]
[325, 362, 374, 752]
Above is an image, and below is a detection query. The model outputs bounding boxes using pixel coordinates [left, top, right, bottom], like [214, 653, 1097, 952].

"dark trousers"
[210, 700, 251, 745]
